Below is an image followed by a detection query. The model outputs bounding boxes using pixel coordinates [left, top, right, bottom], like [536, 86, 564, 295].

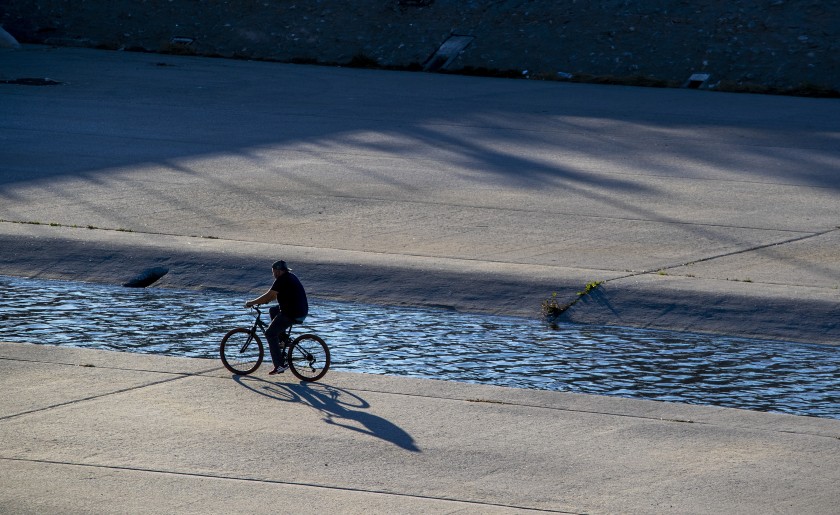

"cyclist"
[245, 260, 309, 375]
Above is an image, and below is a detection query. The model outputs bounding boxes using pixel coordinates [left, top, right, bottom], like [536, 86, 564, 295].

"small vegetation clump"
[542, 280, 605, 321]
[577, 280, 603, 296]
[541, 292, 569, 318]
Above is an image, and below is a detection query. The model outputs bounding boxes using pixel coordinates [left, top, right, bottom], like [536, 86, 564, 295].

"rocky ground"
[3, 0, 839, 95]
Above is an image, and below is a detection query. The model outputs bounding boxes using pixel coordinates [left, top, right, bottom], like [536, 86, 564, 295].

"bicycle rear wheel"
[288, 334, 330, 382]
[220, 328, 263, 375]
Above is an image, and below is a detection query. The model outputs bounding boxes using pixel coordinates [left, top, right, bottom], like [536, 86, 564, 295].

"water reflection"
[1, 275, 838, 419]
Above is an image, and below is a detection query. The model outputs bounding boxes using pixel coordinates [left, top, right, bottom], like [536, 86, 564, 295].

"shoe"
[268, 363, 288, 375]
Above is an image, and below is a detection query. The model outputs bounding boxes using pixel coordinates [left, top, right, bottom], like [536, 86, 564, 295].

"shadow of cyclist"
[233, 375, 420, 452]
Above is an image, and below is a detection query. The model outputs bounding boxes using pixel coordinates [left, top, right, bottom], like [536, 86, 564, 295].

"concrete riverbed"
[1, 45, 839, 345]
[1, 45, 839, 513]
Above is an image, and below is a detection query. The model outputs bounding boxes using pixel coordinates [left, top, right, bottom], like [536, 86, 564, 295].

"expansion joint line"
[0, 457, 581, 514]
[346, 387, 840, 440]
[611, 226, 839, 282]
[0, 364, 222, 422]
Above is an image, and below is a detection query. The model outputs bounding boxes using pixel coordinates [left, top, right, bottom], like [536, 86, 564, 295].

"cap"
[272, 260, 291, 271]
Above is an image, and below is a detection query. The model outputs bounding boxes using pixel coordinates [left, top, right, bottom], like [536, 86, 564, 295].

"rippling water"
[1, 275, 838, 419]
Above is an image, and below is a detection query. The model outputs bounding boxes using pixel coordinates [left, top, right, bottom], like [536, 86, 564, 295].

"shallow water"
[1, 275, 838, 419]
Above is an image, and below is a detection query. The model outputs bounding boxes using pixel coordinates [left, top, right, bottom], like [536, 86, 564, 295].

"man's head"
[272, 260, 291, 278]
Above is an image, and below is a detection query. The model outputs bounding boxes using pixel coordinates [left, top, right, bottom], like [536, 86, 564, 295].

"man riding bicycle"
[245, 260, 309, 375]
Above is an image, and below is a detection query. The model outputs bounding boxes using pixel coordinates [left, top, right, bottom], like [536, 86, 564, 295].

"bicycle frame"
[240, 306, 268, 353]
[249, 306, 269, 333]
[245, 306, 295, 347]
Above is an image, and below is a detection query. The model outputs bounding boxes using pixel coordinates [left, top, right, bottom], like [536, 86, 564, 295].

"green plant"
[541, 292, 568, 318]
[542, 279, 604, 321]
[577, 280, 603, 296]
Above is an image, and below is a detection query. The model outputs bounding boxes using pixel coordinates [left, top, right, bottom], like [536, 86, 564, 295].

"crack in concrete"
[0, 359, 222, 421]
[609, 226, 839, 282]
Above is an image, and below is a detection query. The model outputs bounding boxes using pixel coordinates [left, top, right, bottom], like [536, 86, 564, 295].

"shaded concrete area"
[2, 342, 839, 514]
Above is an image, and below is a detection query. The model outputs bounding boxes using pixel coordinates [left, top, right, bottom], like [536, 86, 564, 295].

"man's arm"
[245, 289, 277, 307]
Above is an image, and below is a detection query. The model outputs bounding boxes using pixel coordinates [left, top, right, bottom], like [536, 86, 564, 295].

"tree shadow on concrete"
[232, 374, 420, 452]
[2, 45, 839, 290]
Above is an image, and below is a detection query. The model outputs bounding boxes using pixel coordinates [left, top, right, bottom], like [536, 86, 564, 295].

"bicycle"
[220, 305, 330, 382]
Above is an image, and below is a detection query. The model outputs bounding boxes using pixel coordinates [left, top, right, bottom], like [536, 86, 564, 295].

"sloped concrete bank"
[2, 0, 838, 93]
[2, 224, 838, 346]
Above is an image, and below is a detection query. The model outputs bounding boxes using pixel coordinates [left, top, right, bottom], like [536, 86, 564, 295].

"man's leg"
[265, 312, 293, 370]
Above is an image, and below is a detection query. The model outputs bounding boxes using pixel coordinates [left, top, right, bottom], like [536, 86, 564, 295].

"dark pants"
[266, 306, 305, 368]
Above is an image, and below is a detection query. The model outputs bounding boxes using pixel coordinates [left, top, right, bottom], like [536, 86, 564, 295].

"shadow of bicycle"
[232, 375, 420, 452]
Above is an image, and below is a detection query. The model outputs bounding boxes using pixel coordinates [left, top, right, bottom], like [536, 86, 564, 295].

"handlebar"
[245, 304, 263, 315]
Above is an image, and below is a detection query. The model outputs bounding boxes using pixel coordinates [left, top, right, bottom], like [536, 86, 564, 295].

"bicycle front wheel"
[288, 334, 330, 382]
[220, 328, 264, 375]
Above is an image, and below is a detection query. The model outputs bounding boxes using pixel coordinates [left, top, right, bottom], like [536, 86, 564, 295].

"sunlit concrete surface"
[2, 342, 839, 514]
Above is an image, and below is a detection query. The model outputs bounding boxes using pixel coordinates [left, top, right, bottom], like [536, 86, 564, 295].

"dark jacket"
[270, 272, 308, 319]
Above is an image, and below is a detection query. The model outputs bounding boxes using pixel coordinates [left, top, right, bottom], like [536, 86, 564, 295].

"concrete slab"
[668, 230, 840, 289]
[1, 342, 839, 514]
[1, 459, 525, 515]
[0, 342, 222, 418]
